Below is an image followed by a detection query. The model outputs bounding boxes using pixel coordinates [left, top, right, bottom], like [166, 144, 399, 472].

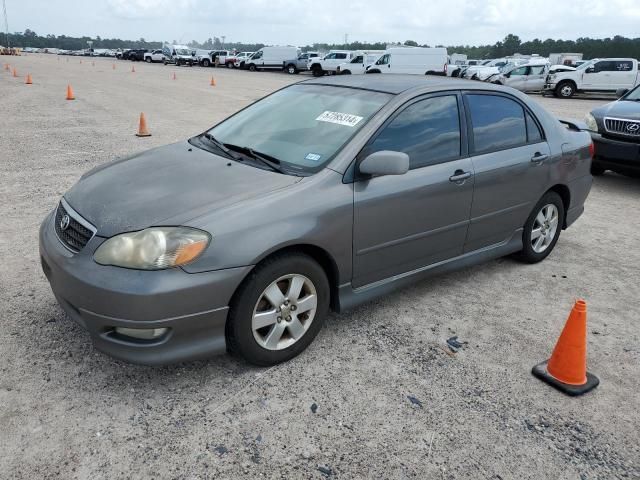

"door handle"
[531, 153, 548, 163]
[449, 170, 472, 182]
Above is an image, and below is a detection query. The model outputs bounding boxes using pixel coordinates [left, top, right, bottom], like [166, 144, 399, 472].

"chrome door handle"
[531, 153, 548, 163]
[449, 170, 472, 182]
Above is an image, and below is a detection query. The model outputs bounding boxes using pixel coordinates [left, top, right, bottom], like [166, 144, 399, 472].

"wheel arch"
[233, 243, 341, 313]
[547, 184, 571, 228]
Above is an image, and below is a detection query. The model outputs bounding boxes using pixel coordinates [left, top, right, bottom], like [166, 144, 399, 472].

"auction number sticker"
[316, 111, 364, 127]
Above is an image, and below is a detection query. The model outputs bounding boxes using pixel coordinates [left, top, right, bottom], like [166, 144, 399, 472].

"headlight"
[94, 227, 210, 270]
[548, 74, 556, 82]
[585, 113, 598, 132]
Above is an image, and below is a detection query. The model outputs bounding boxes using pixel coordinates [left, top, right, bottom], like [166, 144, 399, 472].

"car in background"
[200, 50, 234, 68]
[336, 51, 384, 75]
[308, 50, 357, 76]
[246, 46, 300, 72]
[283, 51, 320, 74]
[366, 47, 448, 75]
[163, 45, 195, 66]
[144, 49, 165, 63]
[40, 75, 592, 367]
[128, 49, 149, 62]
[585, 85, 640, 176]
[489, 61, 549, 91]
[234, 52, 254, 69]
[545, 58, 640, 98]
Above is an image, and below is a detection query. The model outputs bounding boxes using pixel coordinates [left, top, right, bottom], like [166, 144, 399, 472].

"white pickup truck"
[308, 51, 357, 76]
[544, 58, 640, 98]
[143, 49, 165, 63]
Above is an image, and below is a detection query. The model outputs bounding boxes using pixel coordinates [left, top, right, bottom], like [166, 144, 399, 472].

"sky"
[6, 0, 640, 46]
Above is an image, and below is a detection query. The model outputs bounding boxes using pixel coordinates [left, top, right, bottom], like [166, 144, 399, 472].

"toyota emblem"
[60, 214, 71, 231]
[626, 122, 640, 133]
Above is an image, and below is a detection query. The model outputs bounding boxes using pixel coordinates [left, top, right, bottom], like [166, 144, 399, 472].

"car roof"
[302, 74, 504, 95]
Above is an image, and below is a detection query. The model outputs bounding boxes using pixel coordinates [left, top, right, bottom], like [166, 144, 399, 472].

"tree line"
[5, 30, 640, 60]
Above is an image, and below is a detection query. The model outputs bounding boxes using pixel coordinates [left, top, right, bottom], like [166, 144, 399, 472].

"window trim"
[461, 91, 546, 156]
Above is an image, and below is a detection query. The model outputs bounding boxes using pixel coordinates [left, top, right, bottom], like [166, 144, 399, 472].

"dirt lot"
[1, 54, 639, 480]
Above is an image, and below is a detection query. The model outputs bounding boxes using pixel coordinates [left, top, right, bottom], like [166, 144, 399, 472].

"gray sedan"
[39, 76, 593, 366]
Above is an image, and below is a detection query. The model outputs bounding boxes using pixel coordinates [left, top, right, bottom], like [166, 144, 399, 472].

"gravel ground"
[1, 54, 639, 480]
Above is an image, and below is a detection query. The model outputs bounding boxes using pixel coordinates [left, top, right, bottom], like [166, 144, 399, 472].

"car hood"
[593, 100, 640, 120]
[64, 141, 301, 237]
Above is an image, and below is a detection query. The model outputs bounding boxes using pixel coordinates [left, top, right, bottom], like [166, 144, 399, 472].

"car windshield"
[176, 49, 190, 55]
[202, 84, 391, 174]
[576, 60, 595, 70]
[622, 85, 640, 101]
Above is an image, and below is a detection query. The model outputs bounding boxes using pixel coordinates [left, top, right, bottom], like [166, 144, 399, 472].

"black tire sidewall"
[227, 254, 330, 366]
[557, 81, 574, 98]
[519, 191, 565, 263]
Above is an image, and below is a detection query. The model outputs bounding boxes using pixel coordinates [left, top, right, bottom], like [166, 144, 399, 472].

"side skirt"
[336, 229, 523, 312]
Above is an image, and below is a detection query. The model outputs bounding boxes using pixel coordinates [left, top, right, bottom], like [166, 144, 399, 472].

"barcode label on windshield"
[316, 111, 364, 127]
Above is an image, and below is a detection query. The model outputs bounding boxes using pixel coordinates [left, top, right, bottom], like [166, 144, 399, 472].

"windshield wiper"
[224, 144, 289, 174]
[201, 133, 238, 160]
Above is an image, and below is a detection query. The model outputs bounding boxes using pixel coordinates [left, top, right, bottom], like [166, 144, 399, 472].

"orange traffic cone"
[12, 67, 17, 77]
[532, 299, 599, 396]
[135, 112, 151, 137]
[112, 63, 116, 70]
[131, 65, 136, 73]
[25, 73, 32, 85]
[172, 72, 176, 80]
[210, 76, 216, 87]
[3, 63, 9, 71]
[66, 84, 75, 100]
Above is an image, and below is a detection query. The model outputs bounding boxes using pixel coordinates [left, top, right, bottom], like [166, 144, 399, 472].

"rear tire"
[226, 253, 330, 366]
[516, 191, 565, 264]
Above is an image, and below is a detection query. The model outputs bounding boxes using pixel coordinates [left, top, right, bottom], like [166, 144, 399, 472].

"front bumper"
[39, 211, 253, 365]
[591, 132, 640, 173]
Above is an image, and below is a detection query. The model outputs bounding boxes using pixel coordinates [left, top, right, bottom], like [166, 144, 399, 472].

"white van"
[336, 51, 385, 75]
[246, 46, 300, 71]
[366, 47, 448, 75]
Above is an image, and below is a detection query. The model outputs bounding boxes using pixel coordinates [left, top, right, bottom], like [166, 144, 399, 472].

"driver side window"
[377, 54, 390, 65]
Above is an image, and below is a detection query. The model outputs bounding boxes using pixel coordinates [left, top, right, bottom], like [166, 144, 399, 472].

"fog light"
[114, 327, 168, 340]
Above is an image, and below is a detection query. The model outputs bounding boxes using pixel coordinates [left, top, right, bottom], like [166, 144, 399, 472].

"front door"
[525, 65, 547, 91]
[462, 93, 551, 252]
[352, 94, 474, 288]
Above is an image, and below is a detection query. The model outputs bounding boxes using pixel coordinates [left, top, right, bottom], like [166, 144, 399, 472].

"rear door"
[525, 65, 547, 91]
[352, 93, 474, 288]
[613, 60, 635, 88]
[463, 92, 551, 252]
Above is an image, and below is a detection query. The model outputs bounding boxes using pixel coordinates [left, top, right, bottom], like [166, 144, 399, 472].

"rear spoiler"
[558, 118, 588, 132]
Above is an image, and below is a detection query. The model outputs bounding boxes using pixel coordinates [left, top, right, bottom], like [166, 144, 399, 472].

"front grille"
[54, 201, 95, 252]
[604, 117, 640, 139]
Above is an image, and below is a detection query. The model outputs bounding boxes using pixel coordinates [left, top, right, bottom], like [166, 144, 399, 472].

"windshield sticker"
[316, 111, 364, 127]
[305, 153, 322, 162]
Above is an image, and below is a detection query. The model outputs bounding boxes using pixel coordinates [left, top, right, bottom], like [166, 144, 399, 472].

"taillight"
[589, 142, 595, 158]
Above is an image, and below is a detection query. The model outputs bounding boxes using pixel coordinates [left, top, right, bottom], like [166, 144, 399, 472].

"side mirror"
[359, 151, 410, 177]
[616, 88, 629, 98]
[586, 67, 595, 73]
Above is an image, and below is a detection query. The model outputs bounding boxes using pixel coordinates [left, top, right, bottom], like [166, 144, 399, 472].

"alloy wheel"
[531, 204, 559, 253]
[252, 274, 318, 351]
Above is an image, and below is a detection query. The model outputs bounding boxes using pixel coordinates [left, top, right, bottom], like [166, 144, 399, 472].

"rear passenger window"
[616, 61, 633, 71]
[467, 94, 527, 153]
[526, 112, 543, 143]
[365, 95, 461, 169]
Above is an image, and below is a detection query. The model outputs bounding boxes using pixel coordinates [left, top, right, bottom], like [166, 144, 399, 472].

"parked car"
[246, 46, 300, 72]
[308, 50, 357, 76]
[200, 50, 233, 68]
[39, 75, 592, 367]
[544, 58, 640, 98]
[336, 51, 384, 75]
[128, 49, 148, 62]
[584, 85, 640, 176]
[366, 47, 448, 75]
[162, 45, 195, 66]
[234, 51, 254, 69]
[283, 51, 320, 74]
[144, 49, 165, 63]
[490, 62, 549, 91]
[116, 49, 130, 60]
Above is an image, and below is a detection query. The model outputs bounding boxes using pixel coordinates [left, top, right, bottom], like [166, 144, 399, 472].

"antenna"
[2, 0, 9, 48]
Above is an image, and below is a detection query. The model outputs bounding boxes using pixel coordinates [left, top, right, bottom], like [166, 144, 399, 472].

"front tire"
[248, 63, 257, 72]
[556, 81, 576, 98]
[516, 191, 565, 264]
[311, 65, 323, 77]
[145, 57, 151, 63]
[286, 64, 297, 74]
[226, 253, 330, 366]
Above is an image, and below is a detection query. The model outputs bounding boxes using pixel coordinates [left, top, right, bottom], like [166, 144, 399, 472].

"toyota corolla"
[39, 76, 593, 366]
